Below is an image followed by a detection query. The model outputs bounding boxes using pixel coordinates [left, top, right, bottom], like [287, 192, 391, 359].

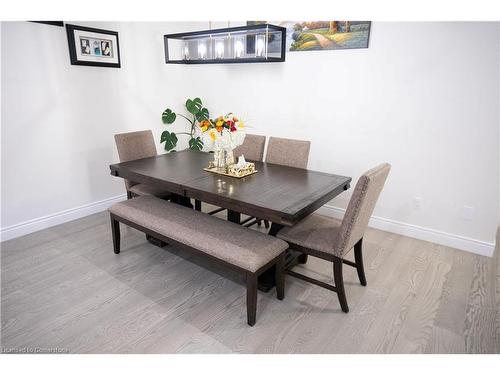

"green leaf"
[195, 107, 209, 122]
[188, 137, 203, 151]
[161, 108, 176, 124]
[186, 98, 202, 115]
[160, 130, 178, 151]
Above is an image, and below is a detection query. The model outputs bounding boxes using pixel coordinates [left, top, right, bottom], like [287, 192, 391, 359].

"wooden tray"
[203, 167, 258, 179]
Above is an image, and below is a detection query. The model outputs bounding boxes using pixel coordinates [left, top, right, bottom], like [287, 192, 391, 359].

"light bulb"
[215, 41, 224, 59]
[198, 41, 207, 59]
[256, 37, 265, 57]
[234, 40, 243, 58]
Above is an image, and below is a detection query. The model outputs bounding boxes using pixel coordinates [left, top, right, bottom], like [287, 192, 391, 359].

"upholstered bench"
[108, 195, 288, 326]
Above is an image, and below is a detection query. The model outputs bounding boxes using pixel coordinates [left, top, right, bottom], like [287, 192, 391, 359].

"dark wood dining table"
[110, 150, 351, 291]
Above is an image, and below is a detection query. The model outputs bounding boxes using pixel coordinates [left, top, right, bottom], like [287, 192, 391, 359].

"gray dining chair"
[244, 137, 311, 229]
[233, 134, 266, 162]
[277, 163, 391, 313]
[114, 130, 172, 200]
[205, 134, 267, 217]
[265, 136, 311, 169]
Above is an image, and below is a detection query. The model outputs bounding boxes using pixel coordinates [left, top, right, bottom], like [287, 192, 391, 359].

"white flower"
[200, 114, 246, 152]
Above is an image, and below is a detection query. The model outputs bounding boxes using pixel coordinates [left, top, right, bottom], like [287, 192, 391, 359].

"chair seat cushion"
[109, 196, 288, 272]
[277, 214, 342, 257]
[128, 183, 172, 199]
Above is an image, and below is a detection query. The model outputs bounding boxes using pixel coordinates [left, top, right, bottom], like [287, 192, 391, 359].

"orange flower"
[199, 119, 211, 132]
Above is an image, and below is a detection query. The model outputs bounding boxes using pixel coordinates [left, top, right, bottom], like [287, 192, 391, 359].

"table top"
[110, 150, 351, 226]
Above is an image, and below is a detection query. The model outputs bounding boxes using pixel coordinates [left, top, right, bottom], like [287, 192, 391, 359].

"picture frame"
[247, 21, 371, 52]
[30, 21, 64, 27]
[65, 24, 121, 68]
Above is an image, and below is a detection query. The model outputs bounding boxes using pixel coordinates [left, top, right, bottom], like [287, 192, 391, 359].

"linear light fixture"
[164, 23, 287, 64]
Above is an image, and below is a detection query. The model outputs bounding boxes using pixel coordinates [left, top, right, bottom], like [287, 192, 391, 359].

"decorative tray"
[203, 164, 258, 179]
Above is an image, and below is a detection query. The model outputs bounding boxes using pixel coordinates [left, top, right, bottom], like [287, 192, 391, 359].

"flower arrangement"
[200, 114, 246, 152]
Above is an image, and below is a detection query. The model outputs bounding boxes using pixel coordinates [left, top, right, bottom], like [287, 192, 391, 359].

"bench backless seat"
[108, 195, 288, 326]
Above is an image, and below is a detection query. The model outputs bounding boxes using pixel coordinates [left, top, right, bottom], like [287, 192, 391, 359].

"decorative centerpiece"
[200, 113, 246, 172]
[228, 156, 256, 177]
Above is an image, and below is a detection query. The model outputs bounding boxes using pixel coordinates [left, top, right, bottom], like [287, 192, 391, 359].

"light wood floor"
[1, 207, 499, 353]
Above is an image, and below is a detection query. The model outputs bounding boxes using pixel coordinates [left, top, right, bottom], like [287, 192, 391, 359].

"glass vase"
[213, 149, 235, 172]
[225, 150, 235, 166]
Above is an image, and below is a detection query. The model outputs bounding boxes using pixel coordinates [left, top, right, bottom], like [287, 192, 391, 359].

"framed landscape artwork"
[248, 21, 371, 52]
[66, 24, 121, 68]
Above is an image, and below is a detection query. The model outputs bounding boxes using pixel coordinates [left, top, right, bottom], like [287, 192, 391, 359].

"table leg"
[146, 234, 167, 248]
[195, 199, 202, 211]
[256, 223, 284, 292]
[298, 253, 309, 264]
[227, 210, 241, 224]
[170, 193, 193, 208]
[268, 223, 284, 236]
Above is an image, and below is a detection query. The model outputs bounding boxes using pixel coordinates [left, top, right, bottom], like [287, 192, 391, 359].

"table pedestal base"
[146, 234, 167, 248]
[256, 223, 308, 292]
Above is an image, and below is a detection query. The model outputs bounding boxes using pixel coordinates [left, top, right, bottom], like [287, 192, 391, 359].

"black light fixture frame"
[164, 23, 286, 64]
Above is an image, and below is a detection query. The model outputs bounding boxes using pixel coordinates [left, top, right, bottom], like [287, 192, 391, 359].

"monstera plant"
[161, 97, 210, 152]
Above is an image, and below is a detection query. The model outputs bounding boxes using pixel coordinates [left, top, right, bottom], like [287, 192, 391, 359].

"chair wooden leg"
[354, 238, 367, 286]
[275, 254, 285, 300]
[110, 216, 120, 254]
[333, 257, 349, 313]
[246, 273, 258, 326]
[248, 219, 270, 229]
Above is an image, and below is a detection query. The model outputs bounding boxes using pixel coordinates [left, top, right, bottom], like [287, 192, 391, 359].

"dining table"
[109, 149, 351, 291]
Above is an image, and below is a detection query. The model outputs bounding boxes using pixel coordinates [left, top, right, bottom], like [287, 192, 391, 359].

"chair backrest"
[114, 130, 157, 190]
[265, 137, 311, 169]
[233, 134, 266, 162]
[334, 163, 391, 257]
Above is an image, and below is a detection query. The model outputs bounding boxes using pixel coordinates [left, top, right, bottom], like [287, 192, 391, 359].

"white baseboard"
[2, 197, 495, 257]
[316, 205, 495, 257]
[0, 194, 127, 242]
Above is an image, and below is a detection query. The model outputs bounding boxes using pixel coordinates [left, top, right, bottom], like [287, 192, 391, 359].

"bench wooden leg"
[275, 254, 285, 300]
[246, 273, 258, 326]
[110, 216, 120, 254]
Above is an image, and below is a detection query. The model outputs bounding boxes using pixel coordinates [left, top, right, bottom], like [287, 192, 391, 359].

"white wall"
[1, 21, 205, 237]
[1, 22, 499, 256]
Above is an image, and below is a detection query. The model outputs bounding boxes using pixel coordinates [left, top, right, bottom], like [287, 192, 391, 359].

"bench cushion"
[109, 196, 288, 273]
